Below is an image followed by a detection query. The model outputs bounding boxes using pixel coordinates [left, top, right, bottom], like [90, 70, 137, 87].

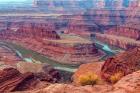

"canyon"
[0, 46, 140, 93]
[95, 22, 140, 50]
[0, 21, 101, 64]
[0, 0, 139, 93]
[0, 6, 140, 64]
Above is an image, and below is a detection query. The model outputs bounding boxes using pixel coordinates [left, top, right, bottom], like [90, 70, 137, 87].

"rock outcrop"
[13, 68, 140, 93]
[2, 47, 140, 93]
[72, 62, 104, 85]
[0, 67, 62, 92]
[113, 70, 140, 93]
[0, 68, 35, 92]
[13, 71, 140, 93]
[101, 47, 140, 82]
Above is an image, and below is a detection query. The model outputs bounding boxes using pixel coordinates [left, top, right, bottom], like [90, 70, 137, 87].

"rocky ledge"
[28, 70, 140, 93]
[101, 47, 140, 82]
[0, 64, 62, 93]
[0, 47, 140, 93]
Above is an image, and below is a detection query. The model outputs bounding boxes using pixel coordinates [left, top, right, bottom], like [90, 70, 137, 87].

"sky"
[0, 0, 27, 2]
[0, 0, 33, 3]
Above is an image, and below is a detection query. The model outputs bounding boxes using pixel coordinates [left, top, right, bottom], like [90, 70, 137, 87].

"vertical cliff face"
[104, 26, 140, 40]
[95, 20, 140, 50]
[66, 16, 92, 37]
[0, 21, 60, 40]
[57, 6, 140, 39]
[0, 20, 101, 64]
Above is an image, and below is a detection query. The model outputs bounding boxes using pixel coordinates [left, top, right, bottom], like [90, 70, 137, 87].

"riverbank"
[0, 41, 78, 72]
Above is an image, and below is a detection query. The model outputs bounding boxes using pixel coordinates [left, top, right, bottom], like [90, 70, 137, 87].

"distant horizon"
[0, 0, 27, 2]
[0, 0, 32, 3]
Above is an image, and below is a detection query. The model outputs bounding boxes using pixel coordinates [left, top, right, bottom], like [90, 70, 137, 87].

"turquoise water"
[0, 41, 78, 72]
[0, 40, 120, 72]
[102, 45, 114, 53]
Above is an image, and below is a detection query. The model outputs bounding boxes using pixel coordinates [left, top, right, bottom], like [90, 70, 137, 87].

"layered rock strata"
[14, 70, 140, 93]
[0, 21, 60, 40]
[0, 45, 22, 67]
[0, 21, 100, 64]
[101, 47, 140, 82]
[96, 32, 140, 50]
[42, 36, 100, 64]
[104, 25, 140, 40]
[0, 67, 61, 92]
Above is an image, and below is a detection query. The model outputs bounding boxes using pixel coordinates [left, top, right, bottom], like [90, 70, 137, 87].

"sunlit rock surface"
[12, 70, 140, 93]
[101, 47, 140, 82]
[72, 62, 104, 85]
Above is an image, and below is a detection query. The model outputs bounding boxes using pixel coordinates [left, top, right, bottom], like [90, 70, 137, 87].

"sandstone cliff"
[0, 65, 61, 92]
[0, 21, 60, 40]
[1, 48, 140, 93]
[101, 47, 140, 82]
[0, 20, 101, 64]
[104, 26, 140, 40]
[13, 70, 140, 93]
[96, 33, 140, 50]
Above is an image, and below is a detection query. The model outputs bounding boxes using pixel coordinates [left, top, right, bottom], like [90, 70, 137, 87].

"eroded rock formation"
[104, 26, 140, 40]
[12, 70, 140, 93]
[94, 13, 140, 50]
[96, 31, 140, 50]
[0, 21, 60, 40]
[0, 68, 34, 92]
[0, 20, 101, 64]
[1, 48, 140, 93]
[0, 66, 61, 92]
[101, 47, 140, 82]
